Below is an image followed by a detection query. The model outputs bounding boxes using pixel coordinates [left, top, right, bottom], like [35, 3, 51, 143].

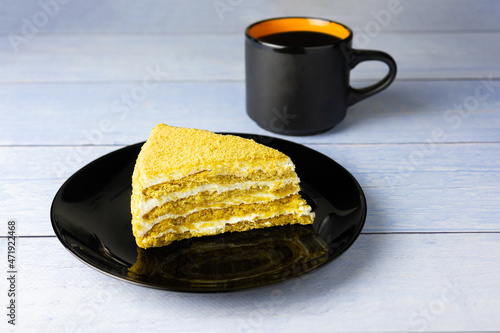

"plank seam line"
[0, 235, 57, 238]
[1, 30, 500, 37]
[305, 141, 500, 146]
[1, 141, 500, 148]
[361, 231, 500, 235]
[0, 144, 128, 148]
[0, 77, 500, 85]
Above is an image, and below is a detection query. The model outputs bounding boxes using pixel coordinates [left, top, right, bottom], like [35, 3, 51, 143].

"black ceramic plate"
[51, 133, 366, 292]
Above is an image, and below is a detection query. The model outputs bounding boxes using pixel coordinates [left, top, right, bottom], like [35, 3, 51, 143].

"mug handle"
[346, 49, 397, 106]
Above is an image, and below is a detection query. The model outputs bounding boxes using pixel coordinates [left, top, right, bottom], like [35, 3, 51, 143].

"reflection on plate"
[51, 133, 366, 292]
[128, 225, 329, 291]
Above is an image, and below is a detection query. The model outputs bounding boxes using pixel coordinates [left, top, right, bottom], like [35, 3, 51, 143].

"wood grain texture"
[1, 0, 499, 331]
[1, 33, 500, 82]
[1, 0, 499, 34]
[3, 234, 499, 331]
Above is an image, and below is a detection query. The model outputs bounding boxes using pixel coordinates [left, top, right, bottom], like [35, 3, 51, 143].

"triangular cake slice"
[131, 124, 315, 248]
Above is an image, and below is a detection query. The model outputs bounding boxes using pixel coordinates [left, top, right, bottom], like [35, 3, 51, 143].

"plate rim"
[50, 133, 367, 292]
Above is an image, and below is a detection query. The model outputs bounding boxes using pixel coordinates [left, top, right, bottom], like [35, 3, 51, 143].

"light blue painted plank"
[1, 33, 500, 81]
[311, 143, 500, 178]
[2, 143, 499, 182]
[0, 179, 60, 236]
[311, 143, 500, 232]
[0, 146, 118, 180]
[0, 35, 240, 81]
[0, 81, 499, 146]
[363, 185, 500, 232]
[7, 233, 500, 331]
[1, 143, 499, 235]
[5, 176, 495, 236]
[1, 0, 499, 34]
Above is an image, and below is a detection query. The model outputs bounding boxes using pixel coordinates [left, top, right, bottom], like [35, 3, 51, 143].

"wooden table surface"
[1, 1, 500, 331]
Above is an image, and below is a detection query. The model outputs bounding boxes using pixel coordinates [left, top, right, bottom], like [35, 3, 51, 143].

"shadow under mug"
[245, 17, 397, 136]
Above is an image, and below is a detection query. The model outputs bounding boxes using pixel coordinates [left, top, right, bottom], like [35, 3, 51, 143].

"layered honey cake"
[131, 124, 315, 248]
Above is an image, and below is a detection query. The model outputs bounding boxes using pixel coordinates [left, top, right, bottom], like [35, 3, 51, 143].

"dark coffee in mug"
[258, 31, 343, 47]
[245, 17, 397, 136]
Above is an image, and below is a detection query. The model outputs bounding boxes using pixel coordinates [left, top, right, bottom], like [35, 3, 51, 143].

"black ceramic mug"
[245, 17, 397, 136]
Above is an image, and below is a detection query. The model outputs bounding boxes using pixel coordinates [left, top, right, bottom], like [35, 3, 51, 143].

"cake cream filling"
[150, 207, 313, 239]
[136, 190, 307, 237]
[138, 178, 298, 216]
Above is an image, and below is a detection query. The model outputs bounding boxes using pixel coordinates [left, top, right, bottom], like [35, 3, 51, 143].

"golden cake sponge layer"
[133, 123, 292, 189]
[139, 213, 315, 249]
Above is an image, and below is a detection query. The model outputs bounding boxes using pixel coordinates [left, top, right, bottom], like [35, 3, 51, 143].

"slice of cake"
[131, 124, 315, 248]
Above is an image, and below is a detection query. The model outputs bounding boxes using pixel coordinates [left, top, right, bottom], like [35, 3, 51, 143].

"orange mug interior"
[248, 17, 350, 41]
